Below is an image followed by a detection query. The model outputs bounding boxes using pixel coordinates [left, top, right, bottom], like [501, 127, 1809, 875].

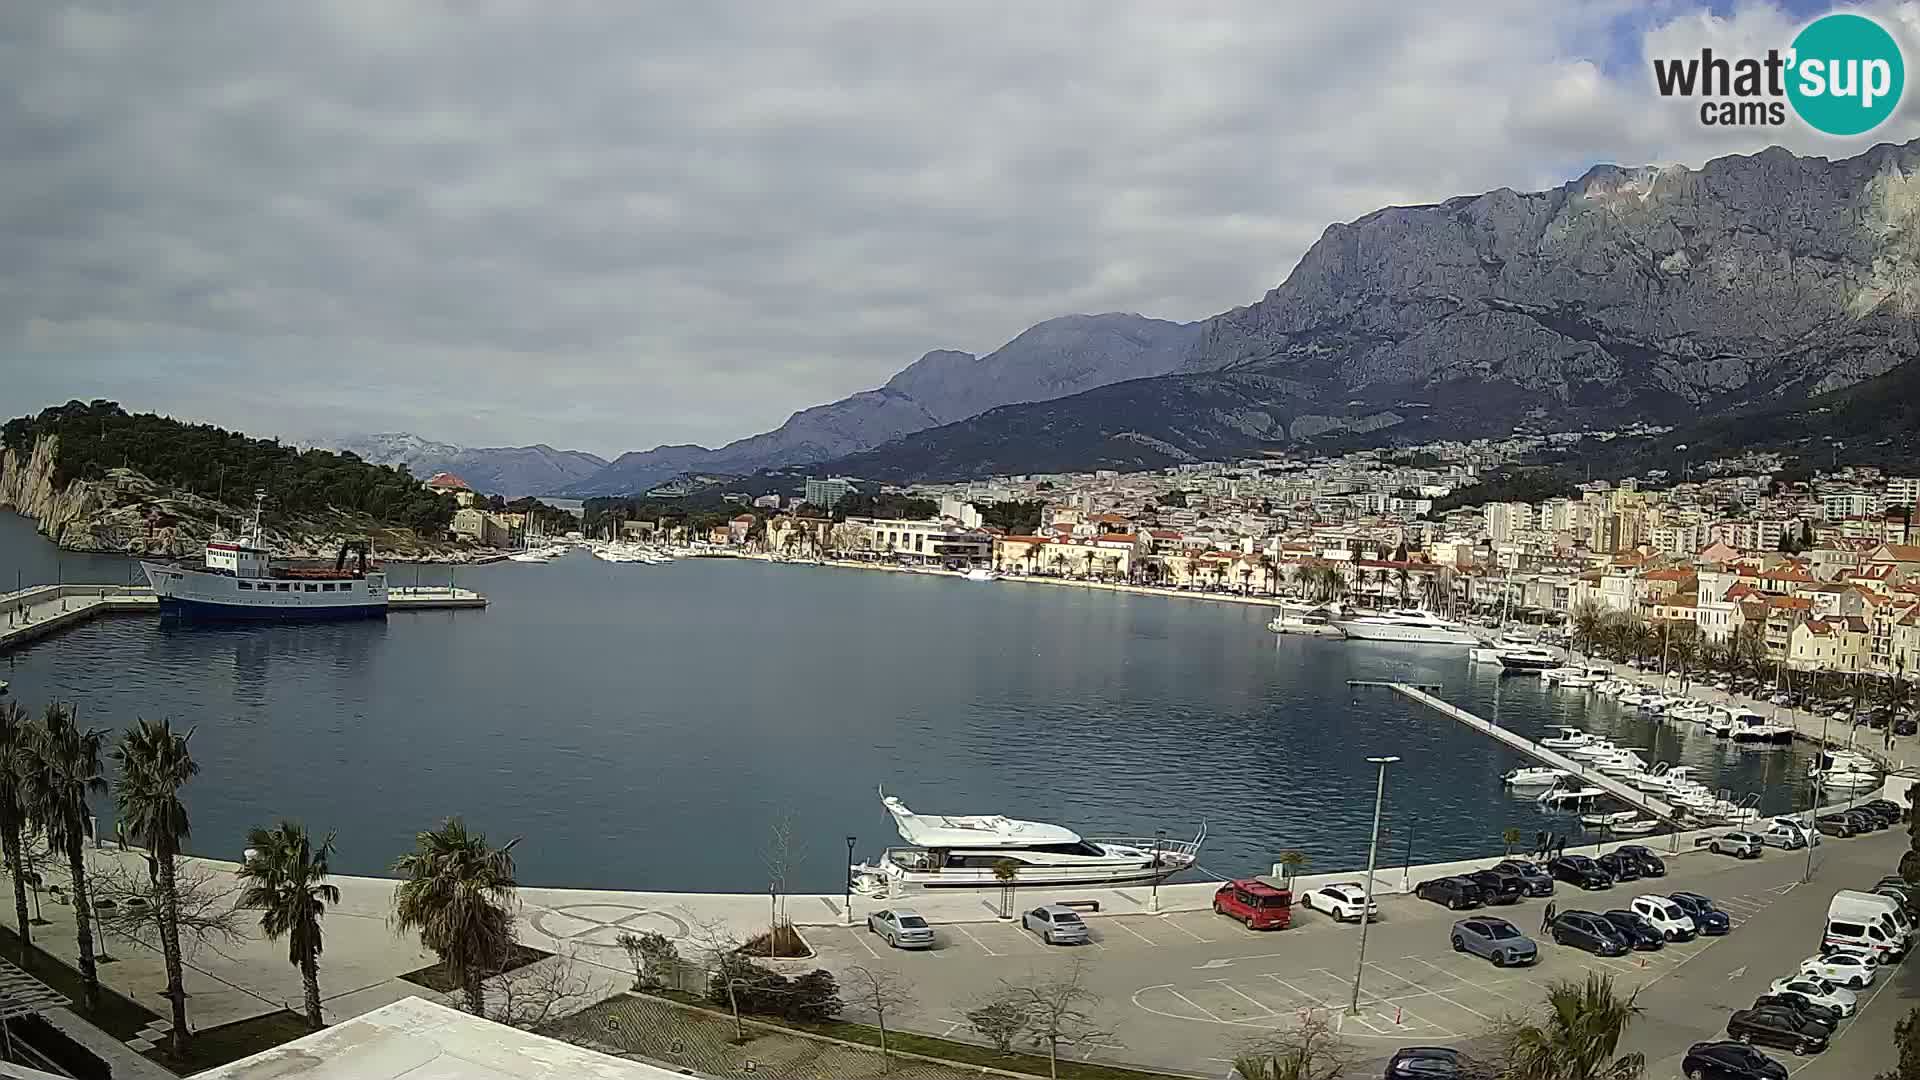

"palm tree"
[17, 702, 108, 1012]
[1275, 850, 1307, 889]
[112, 718, 198, 1057]
[1502, 828, 1523, 857]
[1572, 603, 1604, 660]
[0, 703, 34, 961]
[391, 818, 520, 1015]
[1394, 565, 1412, 607]
[1499, 973, 1645, 1080]
[237, 821, 339, 1030]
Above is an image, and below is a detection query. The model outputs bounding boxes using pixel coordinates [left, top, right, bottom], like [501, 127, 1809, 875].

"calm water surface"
[0, 512, 1818, 892]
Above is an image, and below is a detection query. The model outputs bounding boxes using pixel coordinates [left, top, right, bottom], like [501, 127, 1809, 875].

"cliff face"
[0, 434, 454, 557]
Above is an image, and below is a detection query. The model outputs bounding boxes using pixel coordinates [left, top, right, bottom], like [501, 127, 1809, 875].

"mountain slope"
[568, 312, 1197, 494]
[804, 139, 1920, 484]
[331, 433, 607, 498]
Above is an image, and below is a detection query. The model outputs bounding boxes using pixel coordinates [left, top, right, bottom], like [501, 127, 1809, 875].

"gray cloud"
[5, 1, 1919, 455]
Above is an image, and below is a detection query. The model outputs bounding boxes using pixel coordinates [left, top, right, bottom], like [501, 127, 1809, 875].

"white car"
[1297, 882, 1378, 922]
[1801, 951, 1877, 989]
[1629, 895, 1697, 941]
[1768, 975, 1858, 1016]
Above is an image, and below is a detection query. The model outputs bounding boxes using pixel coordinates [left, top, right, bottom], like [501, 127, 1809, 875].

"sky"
[5, 2, 1920, 458]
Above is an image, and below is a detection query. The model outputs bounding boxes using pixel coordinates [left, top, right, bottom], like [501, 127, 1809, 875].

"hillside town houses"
[730, 434, 1920, 681]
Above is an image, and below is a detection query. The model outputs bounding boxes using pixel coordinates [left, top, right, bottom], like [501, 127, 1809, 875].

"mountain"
[804, 140, 1920, 484]
[329, 433, 607, 498]
[566, 313, 1198, 494]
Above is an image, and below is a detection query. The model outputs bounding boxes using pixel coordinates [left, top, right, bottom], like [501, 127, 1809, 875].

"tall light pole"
[844, 836, 857, 926]
[1807, 691, 1831, 884]
[1350, 755, 1399, 1016]
[1151, 829, 1166, 914]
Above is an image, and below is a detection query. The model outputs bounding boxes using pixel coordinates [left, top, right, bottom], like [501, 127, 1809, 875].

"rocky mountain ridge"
[327, 432, 607, 499]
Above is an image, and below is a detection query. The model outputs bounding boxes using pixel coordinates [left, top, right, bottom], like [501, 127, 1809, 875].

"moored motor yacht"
[1539, 727, 1592, 750]
[1332, 608, 1480, 646]
[1503, 766, 1570, 788]
[848, 791, 1203, 896]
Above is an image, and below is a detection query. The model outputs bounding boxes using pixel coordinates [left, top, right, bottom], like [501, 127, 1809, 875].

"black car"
[1415, 876, 1485, 911]
[1385, 1046, 1489, 1078]
[1896, 716, 1917, 737]
[1670, 892, 1732, 935]
[1612, 844, 1667, 877]
[1864, 799, 1905, 822]
[1600, 909, 1665, 951]
[1726, 1006, 1829, 1055]
[1751, 993, 1840, 1031]
[1595, 852, 1644, 883]
[1547, 855, 1613, 890]
[1682, 1040, 1788, 1080]
[1840, 808, 1884, 833]
[1465, 868, 1524, 905]
[1815, 814, 1857, 837]
[1492, 859, 1555, 897]
[1549, 910, 1630, 957]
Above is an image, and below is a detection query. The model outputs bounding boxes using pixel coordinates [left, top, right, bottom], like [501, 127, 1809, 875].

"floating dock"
[1, 582, 486, 655]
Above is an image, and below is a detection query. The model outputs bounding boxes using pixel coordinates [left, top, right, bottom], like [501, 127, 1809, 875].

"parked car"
[1629, 895, 1696, 941]
[1896, 716, 1917, 737]
[1760, 824, 1807, 850]
[1385, 1046, 1486, 1078]
[1297, 881, 1378, 922]
[1766, 975, 1857, 1016]
[1697, 831, 1763, 859]
[1548, 911, 1630, 957]
[1815, 814, 1858, 838]
[1212, 879, 1292, 930]
[1492, 859, 1555, 897]
[1799, 951, 1876, 989]
[1681, 1040, 1787, 1080]
[1840, 809, 1884, 833]
[1595, 852, 1644, 883]
[1725, 1006, 1829, 1055]
[1464, 868, 1525, 905]
[864, 908, 935, 949]
[1547, 855, 1613, 890]
[1600, 909, 1666, 951]
[1021, 905, 1090, 945]
[1611, 844, 1667, 877]
[1864, 799, 1904, 822]
[1414, 876, 1485, 911]
[1751, 994, 1840, 1031]
[1670, 891, 1732, 935]
[1450, 916, 1538, 967]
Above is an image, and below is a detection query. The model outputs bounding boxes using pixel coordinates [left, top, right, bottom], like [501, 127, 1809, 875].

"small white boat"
[1607, 816, 1660, 836]
[962, 567, 999, 582]
[1268, 604, 1344, 637]
[1580, 809, 1640, 828]
[1538, 785, 1608, 808]
[1540, 727, 1592, 750]
[1817, 768, 1882, 791]
[507, 551, 551, 563]
[1503, 766, 1570, 787]
[1566, 739, 1621, 760]
[1540, 666, 1582, 684]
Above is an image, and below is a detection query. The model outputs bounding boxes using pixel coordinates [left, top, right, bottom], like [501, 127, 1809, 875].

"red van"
[1213, 879, 1292, 930]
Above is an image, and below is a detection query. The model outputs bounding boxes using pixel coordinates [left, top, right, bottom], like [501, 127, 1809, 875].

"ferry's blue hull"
[158, 597, 388, 622]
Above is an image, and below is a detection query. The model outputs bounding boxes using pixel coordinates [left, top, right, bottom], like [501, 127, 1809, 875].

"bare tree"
[1230, 1014, 1355, 1080]
[966, 996, 1027, 1055]
[845, 965, 917, 1072]
[1001, 962, 1116, 1080]
[682, 911, 750, 1042]
[763, 812, 806, 948]
[488, 947, 595, 1030]
[90, 858, 245, 960]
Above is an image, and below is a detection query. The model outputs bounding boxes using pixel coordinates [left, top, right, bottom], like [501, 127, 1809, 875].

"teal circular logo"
[1787, 13, 1905, 136]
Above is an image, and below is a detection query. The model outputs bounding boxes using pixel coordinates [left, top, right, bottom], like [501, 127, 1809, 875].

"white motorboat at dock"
[1332, 608, 1480, 646]
[1267, 603, 1345, 637]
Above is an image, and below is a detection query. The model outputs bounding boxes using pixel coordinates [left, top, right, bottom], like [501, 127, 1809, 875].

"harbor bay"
[0, 511, 1822, 893]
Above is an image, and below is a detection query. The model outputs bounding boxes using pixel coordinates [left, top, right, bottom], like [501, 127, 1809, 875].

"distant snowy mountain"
[329, 433, 607, 498]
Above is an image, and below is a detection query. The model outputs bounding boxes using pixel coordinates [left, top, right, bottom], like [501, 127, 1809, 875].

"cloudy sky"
[5, 1, 1919, 457]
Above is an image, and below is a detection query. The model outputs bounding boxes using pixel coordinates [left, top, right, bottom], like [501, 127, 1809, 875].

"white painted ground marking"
[1193, 952, 1290, 970]
[1210, 979, 1279, 1016]
[845, 926, 881, 959]
[1110, 919, 1159, 946]
[953, 923, 1001, 957]
[1262, 973, 1334, 1009]
[1166, 988, 1227, 1023]
[1163, 917, 1214, 943]
[1726, 965, 1747, 980]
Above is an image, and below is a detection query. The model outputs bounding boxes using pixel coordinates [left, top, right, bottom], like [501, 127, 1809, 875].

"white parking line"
[1262, 973, 1337, 1010]
[1163, 917, 1214, 944]
[1110, 919, 1160, 946]
[1210, 979, 1279, 1017]
[1166, 988, 1227, 1023]
[845, 926, 881, 959]
[953, 923, 1001, 957]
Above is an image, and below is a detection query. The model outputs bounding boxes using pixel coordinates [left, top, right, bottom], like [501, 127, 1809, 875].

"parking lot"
[807, 831, 1910, 1077]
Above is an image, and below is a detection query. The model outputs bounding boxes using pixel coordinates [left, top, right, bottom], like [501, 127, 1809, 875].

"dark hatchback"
[1815, 814, 1858, 837]
[1726, 1006, 1830, 1055]
[1465, 868, 1525, 905]
[1385, 1046, 1491, 1078]
[1612, 844, 1667, 877]
[1595, 852, 1644, 883]
[1600, 909, 1666, 951]
[1549, 911, 1630, 957]
[1492, 859, 1555, 897]
[1548, 855, 1613, 890]
[1670, 891, 1732, 935]
[1682, 1040, 1788, 1080]
[1751, 993, 1840, 1031]
[1414, 876, 1485, 911]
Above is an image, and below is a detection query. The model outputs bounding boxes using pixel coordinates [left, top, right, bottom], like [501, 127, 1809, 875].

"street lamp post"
[1151, 829, 1166, 914]
[1350, 755, 1399, 1015]
[1807, 707, 1830, 884]
[844, 836, 857, 926]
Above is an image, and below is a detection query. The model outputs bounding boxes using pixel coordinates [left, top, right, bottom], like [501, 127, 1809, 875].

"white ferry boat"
[848, 791, 1202, 896]
[1332, 608, 1480, 646]
[141, 495, 388, 621]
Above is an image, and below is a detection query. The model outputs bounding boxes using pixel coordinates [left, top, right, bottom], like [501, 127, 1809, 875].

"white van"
[1827, 890, 1909, 960]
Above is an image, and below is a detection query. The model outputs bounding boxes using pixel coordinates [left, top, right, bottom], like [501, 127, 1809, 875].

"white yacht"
[1503, 766, 1570, 788]
[961, 567, 999, 582]
[1332, 608, 1480, 646]
[848, 792, 1203, 895]
[1268, 603, 1344, 637]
